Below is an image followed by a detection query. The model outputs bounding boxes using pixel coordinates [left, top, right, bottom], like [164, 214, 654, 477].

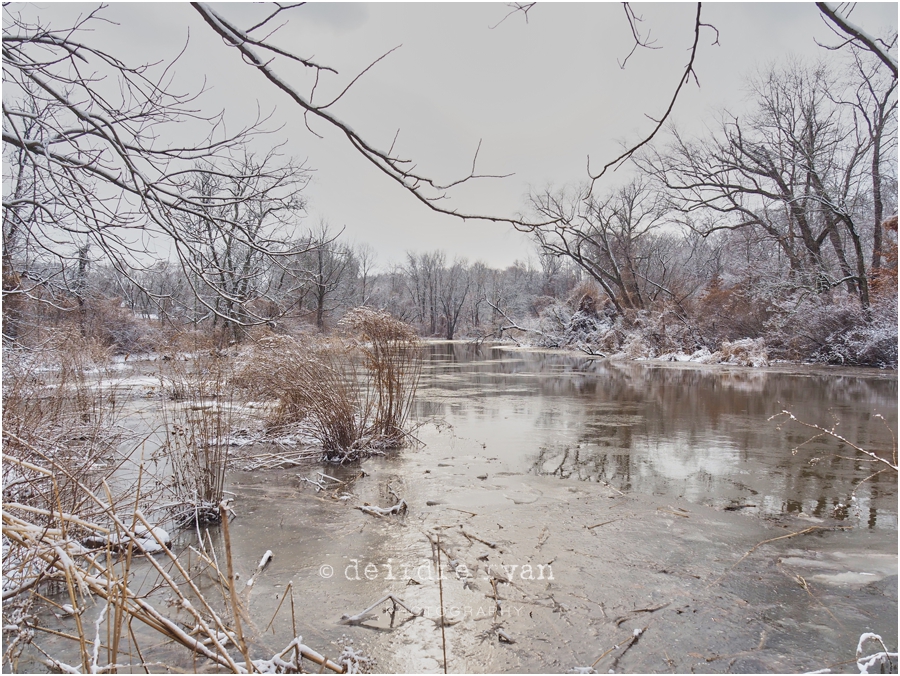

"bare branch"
[587, 3, 714, 189]
[488, 3, 536, 30]
[816, 2, 898, 77]
[618, 3, 662, 70]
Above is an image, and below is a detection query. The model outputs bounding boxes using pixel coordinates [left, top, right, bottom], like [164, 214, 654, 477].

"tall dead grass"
[158, 351, 235, 527]
[339, 307, 422, 445]
[2, 334, 129, 521]
[240, 308, 422, 462]
[2, 337, 346, 673]
[2, 438, 344, 674]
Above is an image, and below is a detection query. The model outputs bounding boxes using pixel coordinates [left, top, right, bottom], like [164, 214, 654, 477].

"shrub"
[241, 309, 423, 461]
[159, 352, 235, 526]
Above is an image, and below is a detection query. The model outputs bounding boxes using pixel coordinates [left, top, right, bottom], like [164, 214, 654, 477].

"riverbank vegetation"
[1, 320, 421, 672]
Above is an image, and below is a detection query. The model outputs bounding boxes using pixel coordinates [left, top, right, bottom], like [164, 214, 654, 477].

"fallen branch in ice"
[340, 645, 373, 674]
[614, 603, 669, 627]
[497, 627, 516, 644]
[355, 499, 407, 517]
[461, 529, 498, 549]
[246, 550, 273, 588]
[339, 594, 423, 625]
[599, 479, 625, 496]
[794, 574, 845, 631]
[239, 448, 322, 470]
[586, 518, 621, 530]
[234, 635, 345, 673]
[299, 476, 329, 491]
[299, 471, 346, 492]
[707, 525, 850, 587]
[582, 626, 648, 672]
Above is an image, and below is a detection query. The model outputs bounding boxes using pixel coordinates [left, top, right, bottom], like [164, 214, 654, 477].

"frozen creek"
[31, 342, 899, 673]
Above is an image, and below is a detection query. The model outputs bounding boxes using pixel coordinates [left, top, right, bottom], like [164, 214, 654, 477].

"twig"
[219, 501, 254, 672]
[590, 626, 647, 669]
[263, 581, 293, 634]
[614, 603, 669, 626]
[586, 519, 621, 530]
[461, 529, 498, 549]
[246, 550, 274, 588]
[497, 628, 516, 644]
[708, 526, 849, 587]
[356, 499, 407, 517]
[437, 532, 448, 674]
[339, 594, 423, 625]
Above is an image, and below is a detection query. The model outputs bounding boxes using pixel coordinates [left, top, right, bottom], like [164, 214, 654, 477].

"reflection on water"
[416, 342, 898, 529]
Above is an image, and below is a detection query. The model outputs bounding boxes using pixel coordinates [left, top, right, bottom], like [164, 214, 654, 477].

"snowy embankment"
[495, 296, 896, 369]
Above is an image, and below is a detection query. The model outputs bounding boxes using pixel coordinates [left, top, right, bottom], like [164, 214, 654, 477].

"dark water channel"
[417, 343, 897, 530]
[25, 343, 899, 673]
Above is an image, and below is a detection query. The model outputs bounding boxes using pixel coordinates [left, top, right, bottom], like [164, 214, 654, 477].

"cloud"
[299, 3, 369, 33]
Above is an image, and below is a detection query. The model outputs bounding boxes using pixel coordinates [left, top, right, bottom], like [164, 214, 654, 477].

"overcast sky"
[12, 2, 899, 270]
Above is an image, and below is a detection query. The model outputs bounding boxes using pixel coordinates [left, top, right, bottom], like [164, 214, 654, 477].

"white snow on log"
[247, 550, 274, 587]
[356, 499, 407, 517]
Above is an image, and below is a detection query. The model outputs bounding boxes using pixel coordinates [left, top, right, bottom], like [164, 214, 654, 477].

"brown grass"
[158, 351, 235, 527]
[2, 335, 129, 522]
[2, 437, 344, 674]
[240, 308, 422, 462]
[339, 307, 422, 446]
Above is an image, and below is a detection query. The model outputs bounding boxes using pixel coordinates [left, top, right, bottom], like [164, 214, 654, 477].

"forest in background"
[3, 7, 897, 368]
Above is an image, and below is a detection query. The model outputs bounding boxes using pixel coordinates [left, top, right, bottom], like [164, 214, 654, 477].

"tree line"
[3, 5, 896, 366]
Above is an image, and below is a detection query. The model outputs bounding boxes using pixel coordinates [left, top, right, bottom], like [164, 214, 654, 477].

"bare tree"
[403, 251, 445, 336]
[354, 242, 378, 306]
[835, 46, 898, 273]
[1, 6, 317, 341]
[640, 59, 889, 308]
[171, 151, 310, 340]
[438, 260, 470, 340]
[299, 223, 356, 331]
[529, 178, 667, 313]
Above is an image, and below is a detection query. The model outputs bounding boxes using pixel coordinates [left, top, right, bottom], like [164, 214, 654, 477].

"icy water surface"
[26, 344, 899, 673]
[215, 344, 896, 673]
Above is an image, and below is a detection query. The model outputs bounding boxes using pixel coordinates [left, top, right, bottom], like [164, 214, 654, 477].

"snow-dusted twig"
[355, 499, 407, 518]
[339, 594, 423, 625]
[497, 627, 516, 644]
[856, 632, 897, 674]
[234, 635, 345, 673]
[815, 3, 898, 77]
[770, 410, 898, 472]
[245, 550, 273, 588]
[340, 645, 373, 674]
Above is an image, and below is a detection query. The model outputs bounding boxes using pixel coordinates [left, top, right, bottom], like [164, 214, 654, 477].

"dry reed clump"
[2, 335, 127, 519]
[240, 336, 372, 461]
[2, 443, 346, 674]
[338, 307, 423, 446]
[2, 338, 172, 670]
[2, 337, 351, 673]
[240, 309, 422, 462]
[158, 351, 236, 527]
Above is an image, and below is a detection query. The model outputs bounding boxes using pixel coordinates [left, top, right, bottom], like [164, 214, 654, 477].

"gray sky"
[15, 2, 899, 270]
